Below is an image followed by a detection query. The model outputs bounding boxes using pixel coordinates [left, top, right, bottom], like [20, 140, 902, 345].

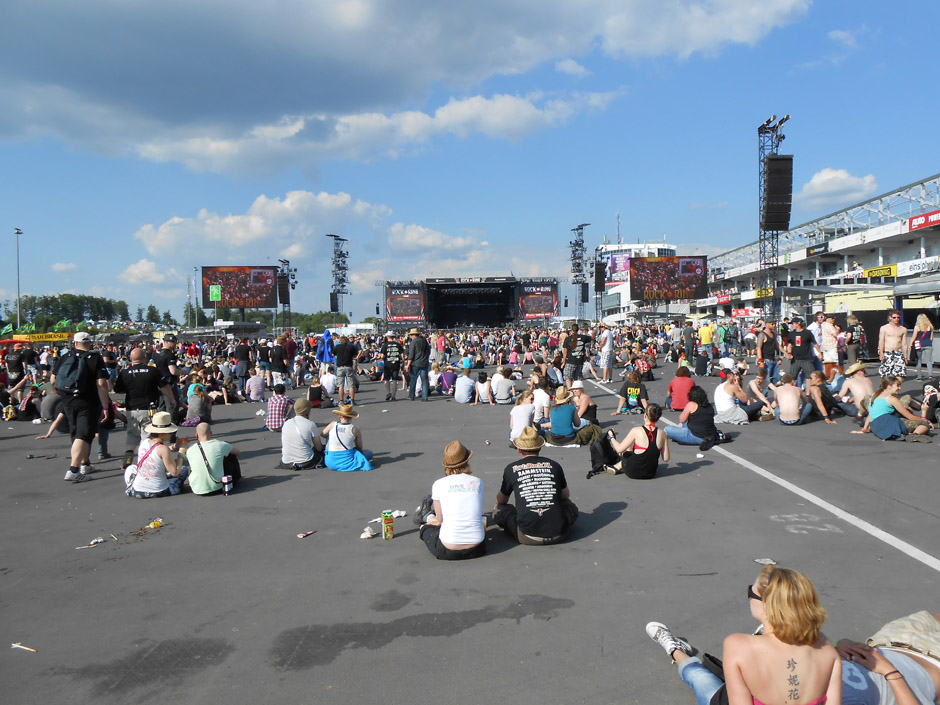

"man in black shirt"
[786, 318, 821, 388]
[332, 334, 359, 405]
[493, 426, 578, 545]
[256, 340, 272, 387]
[380, 331, 403, 401]
[234, 338, 253, 394]
[405, 328, 431, 401]
[152, 334, 182, 415]
[561, 323, 590, 387]
[270, 335, 290, 388]
[5, 342, 27, 402]
[114, 347, 175, 467]
[52, 332, 111, 482]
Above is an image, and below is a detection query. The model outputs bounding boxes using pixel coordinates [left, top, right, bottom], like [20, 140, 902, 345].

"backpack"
[54, 351, 89, 395]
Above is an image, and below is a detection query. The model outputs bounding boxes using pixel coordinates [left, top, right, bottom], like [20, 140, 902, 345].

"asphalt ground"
[2, 363, 939, 704]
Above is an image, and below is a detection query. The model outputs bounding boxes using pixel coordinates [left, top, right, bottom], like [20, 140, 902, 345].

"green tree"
[161, 310, 176, 326]
[146, 305, 160, 323]
[136, 306, 144, 322]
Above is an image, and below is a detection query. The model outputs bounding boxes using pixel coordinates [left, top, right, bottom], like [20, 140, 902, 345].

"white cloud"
[51, 262, 77, 271]
[555, 58, 590, 78]
[119, 258, 180, 284]
[795, 168, 878, 212]
[0, 1, 808, 174]
[388, 223, 482, 252]
[828, 29, 858, 49]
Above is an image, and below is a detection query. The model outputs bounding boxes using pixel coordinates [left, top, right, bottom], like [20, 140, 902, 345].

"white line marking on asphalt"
[589, 378, 940, 573]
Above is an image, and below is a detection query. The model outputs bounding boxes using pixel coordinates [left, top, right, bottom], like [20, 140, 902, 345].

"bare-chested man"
[878, 309, 908, 378]
[805, 371, 838, 425]
[773, 373, 812, 425]
[836, 361, 874, 418]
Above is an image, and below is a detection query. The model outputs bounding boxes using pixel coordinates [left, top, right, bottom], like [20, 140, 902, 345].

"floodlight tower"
[326, 234, 350, 322]
[569, 223, 589, 322]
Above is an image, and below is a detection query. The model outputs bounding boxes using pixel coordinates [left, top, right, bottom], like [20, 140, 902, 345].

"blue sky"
[2, 0, 938, 322]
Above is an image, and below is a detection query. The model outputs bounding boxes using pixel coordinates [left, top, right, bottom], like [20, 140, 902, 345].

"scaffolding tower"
[569, 223, 589, 322]
[326, 234, 349, 320]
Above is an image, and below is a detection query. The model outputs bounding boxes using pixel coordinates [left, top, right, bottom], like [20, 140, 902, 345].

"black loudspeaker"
[375, 303, 380, 315]
[594, 261, 606, 292]
[330, 292, 339, 313]
[277, 275, 290, 305]
[761, 154, 793, 231]
[581, 283, 589, 303]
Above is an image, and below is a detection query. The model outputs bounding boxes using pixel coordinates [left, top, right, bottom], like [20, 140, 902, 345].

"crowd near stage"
[385, 276, 559, 329]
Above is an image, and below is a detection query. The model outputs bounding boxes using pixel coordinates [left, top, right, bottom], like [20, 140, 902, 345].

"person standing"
[270, 335, 291, 388]
[597, 322, 614, 383]
[756, 320, 780, 384]
[907, 313, 934, 380]
[878, 309, 909, 379]
[233, 338, 254, 394]
[152, 334, 182, 417]
[380, 331, 403, 401]
[332, 334, 359, 406]
[114, 347, 176, 468]
[560, 323, 590, 388]
[845, 313, 866, 365]
[52, 332, 111, 482]
[405, 328, 431, 402]
[786, 318, 821, 387]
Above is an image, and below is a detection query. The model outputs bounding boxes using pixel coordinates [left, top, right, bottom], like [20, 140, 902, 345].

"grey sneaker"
[64, 469, 87, 482]
[646, 622, 692, 663]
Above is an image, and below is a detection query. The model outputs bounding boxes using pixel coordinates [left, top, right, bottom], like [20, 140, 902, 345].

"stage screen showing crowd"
[386, 284, 426, 323]
[629, 256, 708, 301]
[517, 283, 558, 320]
[201, 266, 278, 309]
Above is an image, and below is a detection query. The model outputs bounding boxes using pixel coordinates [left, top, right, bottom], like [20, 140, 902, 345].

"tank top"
[714, 382, 736, 413]
[623, 426, 660, 480]
[687, 402, 718, 440]
[327, 422, 357, 452]
[868, 396, 894, 422]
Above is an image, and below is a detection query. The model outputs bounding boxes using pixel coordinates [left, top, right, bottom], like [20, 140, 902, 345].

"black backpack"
[54, 351, 89, 395]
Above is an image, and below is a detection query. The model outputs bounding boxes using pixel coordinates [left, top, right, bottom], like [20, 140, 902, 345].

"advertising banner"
[201, 266, 277, 308]
[864, 264, 897, 278]
[732, 308, 763, 318]
[606, 253, 631, 286]
[629, 257, 708, 301]
[385, 283, 426, 323]
[517, 282, 558, 320]
[909, 209, 940, 233]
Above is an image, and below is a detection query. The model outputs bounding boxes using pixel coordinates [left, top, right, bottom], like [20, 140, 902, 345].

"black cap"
[164, 334, 179, 343]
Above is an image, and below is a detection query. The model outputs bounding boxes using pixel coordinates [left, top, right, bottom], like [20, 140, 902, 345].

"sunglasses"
[890, 316, 901, 320]
[747, 584, 762, 601]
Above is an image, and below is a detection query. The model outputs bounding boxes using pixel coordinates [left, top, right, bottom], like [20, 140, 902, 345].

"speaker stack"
[594, 261, 606, 292]
[761, 154, 794, 231]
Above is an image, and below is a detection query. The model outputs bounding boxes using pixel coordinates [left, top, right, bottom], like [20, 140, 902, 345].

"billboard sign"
[385, 283, 426, 323]
[629, 257, 708, 302]
[605, 253, 631, 286]
[517, 281, 558, 320]
[909, 209, 940, 233]
[201, 266, 277, 308]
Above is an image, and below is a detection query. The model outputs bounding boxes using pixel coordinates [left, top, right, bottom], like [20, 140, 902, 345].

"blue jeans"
[678, 657, 723, 705]
[665, 423, 705, 445]
[409, 366, 429, 400]
[775, 403, 813, 425]
[764, 359, 780, 384]
[699, 345, 714, 360]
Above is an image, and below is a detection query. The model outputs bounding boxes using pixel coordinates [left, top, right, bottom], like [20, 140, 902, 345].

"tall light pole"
[13, 228, 22, 330]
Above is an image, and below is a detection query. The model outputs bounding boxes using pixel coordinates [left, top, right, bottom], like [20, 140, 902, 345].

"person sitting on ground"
[664, 384, 722, 451]
[265, 384, 293, 432]
[16, 385, 42, 421]
[645, 564, 841, 705]
[320, 365, 337, 397]
[185, 422, 242, 495]
[245, 367, 266, 402]
[454, 367, 475, 404]
[125, 411, 189, 498]
[472, 371, 493, 406]
[605, 403, 670, 479]
[613, 370, 649, 415]
[439, 365, 458, 396]
[417, 441, 486, 560]
[546, 385, 583, 446]
[836, 609, 940, 705]
[306, 374, 333, 409]
[853, 376, 932, 441]
[509, 390, 536, 443]
[746, 366, 776, 415]
[321, 403, 373, 471]
[184, 384, 212, 426]
[837, 362, 874, 419]
[493, 366, 517, 405]
[279, 398, 324, 470]
[773, 373, 813, 425]
[665, 366, 694, 412]
[571, 380, 598, 425]
[530, 373, 552, 430]
[492, 426, 578, 545]
[428, 362, 443, 395]
[806, 370, 841, 425]
[714, 370, 766, 424]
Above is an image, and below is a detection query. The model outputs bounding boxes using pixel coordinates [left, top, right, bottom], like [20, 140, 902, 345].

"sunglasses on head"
[747, 584, 762, 601]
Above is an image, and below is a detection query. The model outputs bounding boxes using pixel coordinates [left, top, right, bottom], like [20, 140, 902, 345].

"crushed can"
[382, 510, 394, 540]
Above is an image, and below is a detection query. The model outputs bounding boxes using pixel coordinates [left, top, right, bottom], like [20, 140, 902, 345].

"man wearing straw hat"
[835, 361, 874, 420]
[492, 426, 578, 545]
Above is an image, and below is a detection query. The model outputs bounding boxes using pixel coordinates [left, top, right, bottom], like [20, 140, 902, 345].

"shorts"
[563, 362, 583, 382]
[879, 350, 906, 378]
[27, 365, 39, 377]
[64, 397, 101, 443]
[384, 364, 401, 379]
[822, 349, 839, 363]
[336, 366, 356, 389]
[599, 351, 613, 370]
[258, 361, 271, 371]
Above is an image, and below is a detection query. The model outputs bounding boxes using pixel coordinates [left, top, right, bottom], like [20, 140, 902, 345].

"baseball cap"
[73, 332, 92, 342]
[164, 334, 179, 343]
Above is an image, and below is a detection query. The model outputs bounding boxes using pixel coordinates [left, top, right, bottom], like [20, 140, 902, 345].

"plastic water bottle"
[222, 475, 233, 496]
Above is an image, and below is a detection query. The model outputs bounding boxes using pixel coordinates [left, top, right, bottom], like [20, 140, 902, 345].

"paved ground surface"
[2, 365, 939, 704]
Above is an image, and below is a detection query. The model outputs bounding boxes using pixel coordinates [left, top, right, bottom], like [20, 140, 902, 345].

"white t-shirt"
[431, 473, 484, 545]
[281, 415, 318, 464]
[509, 403, 536, 439]
[455, 375, 475, 403]
[601, 329, 613, 353]
[532, 388, 552, 421]
[321, 373, 337, 395]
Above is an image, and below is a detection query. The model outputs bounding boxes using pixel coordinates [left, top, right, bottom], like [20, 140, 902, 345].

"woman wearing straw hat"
[546, 385, 582, 446]
[125, 411, 188, 498]
[320, 404, 374, 471]
[416, 441, 486, 560]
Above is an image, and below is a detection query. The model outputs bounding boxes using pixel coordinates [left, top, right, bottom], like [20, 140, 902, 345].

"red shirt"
[667, 376, 695, 411]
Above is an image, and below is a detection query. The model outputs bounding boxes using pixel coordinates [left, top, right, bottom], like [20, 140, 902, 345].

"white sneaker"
[64, 469, 86, 482]
[646, 622, 692, 663]
[80, 464, 94, 475]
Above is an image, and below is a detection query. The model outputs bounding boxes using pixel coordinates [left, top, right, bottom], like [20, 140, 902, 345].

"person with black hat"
[405, 328, 431, 401]
[152, 334, 183, 418]
[492, 426, 578, 545]
[416, 441, 485, 560]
